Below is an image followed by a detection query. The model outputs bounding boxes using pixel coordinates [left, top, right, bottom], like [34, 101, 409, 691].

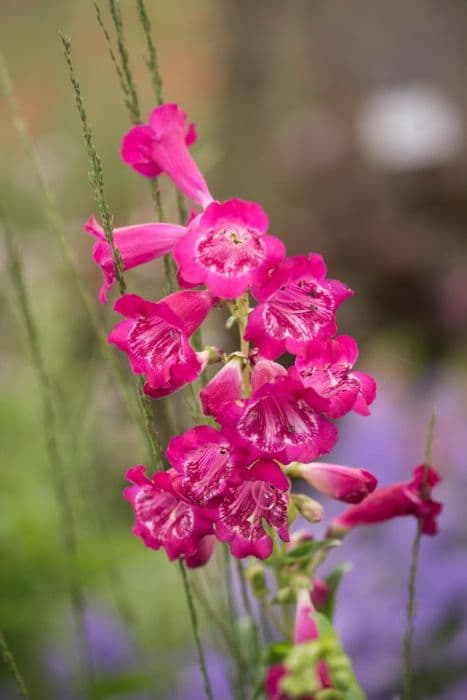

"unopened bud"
[292, 494, 324, 523]
[245, 562, 267, 599]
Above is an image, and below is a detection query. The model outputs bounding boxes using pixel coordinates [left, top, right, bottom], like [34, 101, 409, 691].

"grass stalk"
[59, 32, 164, 472]
[0, 630, 30, 699]
[0, 50, 144, 441]
[2, 211, 93, 688]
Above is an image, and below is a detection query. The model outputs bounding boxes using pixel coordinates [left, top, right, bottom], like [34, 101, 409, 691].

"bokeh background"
[1, 1, 467, 698]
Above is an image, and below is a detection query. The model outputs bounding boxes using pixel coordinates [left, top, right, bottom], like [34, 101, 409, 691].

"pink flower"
[199, 358, 243, 420]
[123, 465, 214, 565]
[108, 291, 214, 397]
[121, 103, 213, 208]
[245, 255, 353, 359]
[294, 590, 331, 687]
[219, 360, 338, 465]
[265, 590, 330, 699]
[166, 426, 235, 507]
[174, 199, 285, 299]
[328, 465, 442, 537]
[289, 461, 377, 503]
[295, 336, 376, 417]
[216, 460, 290, 559]
[84, 216, 187, 303]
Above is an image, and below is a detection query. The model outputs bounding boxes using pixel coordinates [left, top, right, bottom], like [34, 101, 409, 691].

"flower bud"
[292, 494, 324, 523]
[245, 562, 268, 599]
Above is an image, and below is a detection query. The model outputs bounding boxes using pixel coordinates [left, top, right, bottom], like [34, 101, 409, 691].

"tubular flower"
[289, 461, 377, 504]
[199, 357, 243, 420]
[245, 255, 353, 359]
[108, 291, 215, 397]
[265, 590, 331, 699]
[84, 216, 187, 303]
[173, 198, 285, 298]
[328, 464, 442, 537]
[295, 336, 376, 417]
[123, 466, 214, 565]
[166, 426, 235, 507]
[219, 361, 338, 465]
[216, 460, 290, 559]
[121, 103, 213, 208]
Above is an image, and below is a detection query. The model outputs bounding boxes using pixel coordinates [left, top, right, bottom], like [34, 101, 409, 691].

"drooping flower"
[219, 360, 338, 465]
[216, 460, 290, 559]
[328, 465, 442, 537]
[174, 199, 285, 298]
[245, 255, 353, 359]
[108, 291, 215, 397]
[166, 426, 235, 507]
[295, 336, 376, 417]
[84, 216, 187, 303]
[288, 461, 377, 503]
[121, 103, 213, 208]
[123, 465, 214, 565]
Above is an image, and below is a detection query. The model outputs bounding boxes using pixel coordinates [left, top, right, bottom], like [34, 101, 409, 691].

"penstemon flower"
[79, 97, 442, 699]
[328, 464, 442, 537]
[84, 216, 186, 303]
[108, 290, 216, 397]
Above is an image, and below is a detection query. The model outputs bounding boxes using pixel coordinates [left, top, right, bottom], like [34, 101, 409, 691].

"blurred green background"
[1, 1, 467, 698]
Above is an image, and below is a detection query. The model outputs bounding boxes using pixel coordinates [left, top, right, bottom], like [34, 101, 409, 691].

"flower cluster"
[81, 102, 381, 565]
[83, 104, 443, 576]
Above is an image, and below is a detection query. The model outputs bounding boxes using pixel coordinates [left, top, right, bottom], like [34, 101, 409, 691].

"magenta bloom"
[121, 103, 213, 208]
[216, 460, 290, 559]
[296, 336, 376, 417]
[84, 216, 187, 303]
[123, 465, 214, 565]
[245, 255, 353, 359]
[174, 199, 285, 298]
[291, 461, 377, 504]
[219, 361, 338, 465]
[166, 426, 235, 507]
[108, 291, 214, 397]
[200, 358, 243, 420]
[329, 465, 442, 536]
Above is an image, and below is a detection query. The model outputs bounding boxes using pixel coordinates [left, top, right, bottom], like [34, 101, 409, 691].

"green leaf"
[321, 563, 352, 621]
[264, 641, 293, 665]
[284, 539, 341, 564]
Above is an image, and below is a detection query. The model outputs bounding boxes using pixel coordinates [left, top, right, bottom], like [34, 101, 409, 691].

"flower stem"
[0, 630, 30, 699]
[223, 547, 248, 700]
[178, 561, 214, 700]
[402, 412, 436, 700]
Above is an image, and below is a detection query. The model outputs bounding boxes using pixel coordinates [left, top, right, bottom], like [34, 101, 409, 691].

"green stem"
[0, 630, 30, 699]
[108, 0, 141, 123]
[402, 412, 436, 700]
[135, 0, 163, 105]
[178, 561, 214, 700]
[236, 559, 261, 659]
[224, 547, 248, 700]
